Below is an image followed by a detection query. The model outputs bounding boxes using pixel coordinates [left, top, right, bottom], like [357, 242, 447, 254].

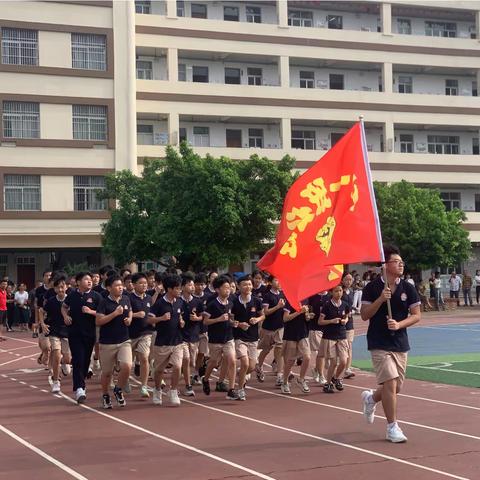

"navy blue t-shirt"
[283, 301, 309, 341]
[35, 284, 48, 309]
[261, 290, 285, 331]
[232, 295, 263, 342]
[204, 297, 233, 344]
[307, 293, 326, 332]
[128, 292, 153, 339]
[63, 289, 102, 337]
[362, 276, 420, 352]
[342, 288, 354, 331]
[320, 299, 348, 340]
[181, 295, 205, 343]
[252, 284, 267, 301]
[96, 295, 131, 344]
[43, 295, 68, 338]
[150, 296, 184, 346]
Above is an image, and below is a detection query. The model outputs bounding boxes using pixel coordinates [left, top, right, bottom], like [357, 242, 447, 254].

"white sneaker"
[318, 375, 327, 386]
[152, 387, 162, 405]
[386, 423, 408, 443]
[61, 364, 71, 376]
[140, 385, 150, 398]
[275, 375, 283, 387]
[51, 380, 61, 393]
[361, 390, 377, 424]
[168, 389, 181, 407]
[75, 387, 86, 404]
[311, 368, 320, 383]
[296, 377, 310, 393]
[237, 388, 246, 401]
[281, 382, 291, 395]
[245, 373, 251, 382]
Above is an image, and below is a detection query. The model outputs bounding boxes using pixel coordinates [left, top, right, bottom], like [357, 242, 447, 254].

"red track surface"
[1, 310, 479, 480]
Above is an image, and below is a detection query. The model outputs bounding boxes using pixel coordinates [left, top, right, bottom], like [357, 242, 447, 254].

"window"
[475, 193, 480, 212]
[399, 134, 414, 153]
[191, 3, 207, 18]
[4, 174, 40, 211]
[291, 130, 315, 150]
[225, 67, 241, 84]
[427, 135, 459, 154]
[179, 127, 187, 143]
[247, 67, 262, 86]
[2, 101, 39, 139]
[192, 65, 208, 82]
[397, 18, 411, 35]
[135, 0, 150, 14]
[193, 126, 209, 146]
[73, 176, 106, 211]
[71, 33, 106, 71]
[398, 76, 413, 94]
[246, 6, 261, 23]
[1, 28, 38, 65]
[137, 124, 153, 145]
[177, 1, 185, 17]
[330, 132, 343, 147]
[329, 74, 344, 90]
[440, 192, 460, 211]
[445, 79, 458, 96]
[136, 60, 153, 80]
[178, 63, 186, 81]
[72, 105, 107, 141]
[224, 6, 239, 21]
[288, 10, 313, 27]
[248, 128, 263, 148]
[327, 15, 343, 30]
[473, 138, 479, 155]
[425, 21, 456, 38]
[473, 81, 477, 97]
[299, 71, 314, 88]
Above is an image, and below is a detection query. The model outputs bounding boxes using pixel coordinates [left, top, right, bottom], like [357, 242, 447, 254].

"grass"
[353, 353, 480, 389]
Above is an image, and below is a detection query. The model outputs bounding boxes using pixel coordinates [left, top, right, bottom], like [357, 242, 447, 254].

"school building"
[1, 0, 480, 286]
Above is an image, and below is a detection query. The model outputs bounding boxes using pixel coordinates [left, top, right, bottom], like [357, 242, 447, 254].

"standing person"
[231, 275, 264, 401]
[428, 273, 435, 302]
[462, 271, 473, 307]
[448, 271, 461, 306]
[34, 271, 52, 338]
[352, 274, 363, 314]
[62, 272, 102, 404]
[256, 275, 286, 387]
[307, 291, 327, 386]
[14, 283, 30, 331]
[342, 274, 356, 380]
[475, 269, 480, 305]
[6, 284, 15, 332]
[0, 279, 8, 339]
[96, 275, 132, 409]
[148, 274, 185, 407]
[360, 245, 421, 443]
[128, 272, 153, 399]
[433, 272, 445, 310]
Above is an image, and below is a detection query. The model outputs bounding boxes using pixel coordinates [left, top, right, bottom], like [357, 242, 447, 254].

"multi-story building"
[1, 0, 480, 284]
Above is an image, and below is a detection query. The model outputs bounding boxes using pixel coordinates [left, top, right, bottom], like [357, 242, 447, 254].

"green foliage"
[374, 180, 471, 271]
[63, 262, 94, 276]
[100, 143, 297, 269]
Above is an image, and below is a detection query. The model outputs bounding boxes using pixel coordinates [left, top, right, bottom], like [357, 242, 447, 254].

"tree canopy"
[100, 143, 297, 269]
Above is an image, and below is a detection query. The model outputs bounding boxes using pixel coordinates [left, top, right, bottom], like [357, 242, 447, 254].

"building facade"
[1, 0, 480, 285]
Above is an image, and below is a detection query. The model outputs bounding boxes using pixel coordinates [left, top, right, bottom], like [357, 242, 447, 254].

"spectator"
[433, 272, 445, 311]
[448, 271, 461, 307]
[475, 270, 480, 305]
[14, 283, 30, 331]
[428, 272, 435, 300]
[6, 284, 15, 332]
[418, 279, 433, 311]
[352, 273, 363, 314]
[462, 271, 473, 307]
[405, 273, 415, 286]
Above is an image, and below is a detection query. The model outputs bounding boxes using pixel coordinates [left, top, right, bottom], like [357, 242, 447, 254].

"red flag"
[257, 121, 383, 310]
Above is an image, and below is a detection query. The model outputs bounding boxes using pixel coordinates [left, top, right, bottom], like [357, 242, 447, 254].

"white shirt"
[14, 291, 28, 306]
[449, 276, 461, 291]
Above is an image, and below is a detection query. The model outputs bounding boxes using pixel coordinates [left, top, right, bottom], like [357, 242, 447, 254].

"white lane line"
[0, 424, 89, 480]
[2, 336, 38, 345]
[0, 353, 39, 367]
[180, 397, 470, 480]
[422, 326, 480, 333]
[0, 345, 37, 353]
[30, 385, 38, 389]
[408, 365, 480, 376]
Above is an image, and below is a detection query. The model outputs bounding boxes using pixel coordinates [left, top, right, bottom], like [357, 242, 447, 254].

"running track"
[1, 312, 479, 480]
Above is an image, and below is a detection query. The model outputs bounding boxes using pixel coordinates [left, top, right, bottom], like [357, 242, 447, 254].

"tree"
[101, 144, 297, 269]
[374, 180, 471, 272]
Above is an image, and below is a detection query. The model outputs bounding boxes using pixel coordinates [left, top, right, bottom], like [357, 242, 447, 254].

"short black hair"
[75, 272, 92, 282]
[0, 278, 8, 284]
[131, 272, 147, 283]
[123, 274, 132, 282]
[105, 274, 122, 288]
[237, 274, 252, 285]
[53, 276, 67, 287]
[147, 269, 157, 277]
[383, 244, 400, 263]
[213, 275, 231, 290]
[252, 269, 264, 278]
[120, 268, 132, 277]
[154, 271, 164, 283]
[99, 265, 113, 276]
[163, 274, 182, 291]
[181, 272, 195, 286]
[194, 273, 207, 284]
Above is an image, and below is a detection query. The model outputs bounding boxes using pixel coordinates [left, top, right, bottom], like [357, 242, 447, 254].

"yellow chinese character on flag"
[286, 206, 315, 232]
[350, 175, 359, 212]
[329, 175, 351, 192]
[280, 232, 298, 259]
[300, 178, 332, 215]
[316, 216, 336, 256]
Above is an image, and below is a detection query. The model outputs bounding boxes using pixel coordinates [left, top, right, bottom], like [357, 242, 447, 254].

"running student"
[42, 277, 71, 394]
[252, 270, 267, 300]
[282, 300, 312, 395]
[193, 273, 209, 381]
[34, 270, 52, 338]
[96, 274, 132, 409]
[202, 275, 239, 400]
[148, 274, 184, 407]
[360, 245, 421, 443]
[307, 291, 327, 386]
[232, 275, 264, 401]
[256, 275, 285, 386]
[62, 272, 102, 404]
[319, 285, 349, 393]
[127, 273, 153, 399]
[341, 274, 356, 379]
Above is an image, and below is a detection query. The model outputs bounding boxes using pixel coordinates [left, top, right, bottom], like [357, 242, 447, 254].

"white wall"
[393, 73, 476, 96]
[392, 16, 475, 38]
[38, 31, 71, 68]
[41, 176, 74, 211]
[394, 130, 478, 154]
[136, 55, 168, 80]
[39, 104, 73, 140]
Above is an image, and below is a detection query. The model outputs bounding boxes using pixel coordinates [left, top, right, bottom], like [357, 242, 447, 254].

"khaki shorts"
[235, 339, 258, 361]
[49, 336, 70, 356]
[308, 330, 323, 352]
[39, 332, 50, 351]
[131, 334, 152, 356]
[371, 350, 408, 389]
[258, 328, 283, 350]
[99, 340, 132, 374]
[208, 339, 235, 363]
[282, 338, 310, 362]
[346, 330, 354, 343]
[153, 344, 183, 371]
[318, 338, 349, 361]
[198, 332, 209, 355]
[182, 341, 199, 363]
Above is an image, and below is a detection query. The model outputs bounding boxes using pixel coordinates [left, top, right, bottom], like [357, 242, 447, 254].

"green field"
[353, 353, 480, 389]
